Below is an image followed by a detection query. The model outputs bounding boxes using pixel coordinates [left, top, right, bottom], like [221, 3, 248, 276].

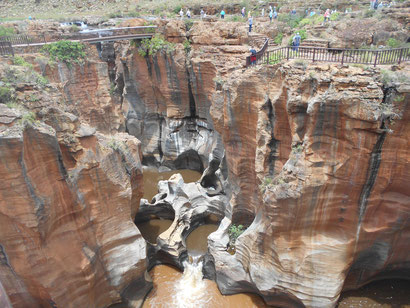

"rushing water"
[143, 263, 266, 308]
[142, 169, 202, 201]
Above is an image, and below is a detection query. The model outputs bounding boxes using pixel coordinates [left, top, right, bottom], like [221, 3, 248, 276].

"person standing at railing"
[250, 47, 257, 65]
[292, 32, 301, 51]
[248, 16, 253, 33]
[179, 8, 184, 19]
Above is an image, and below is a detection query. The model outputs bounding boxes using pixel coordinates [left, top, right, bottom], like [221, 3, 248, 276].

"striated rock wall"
[209, 63, 410, 307]
[0, 103, 150, 307]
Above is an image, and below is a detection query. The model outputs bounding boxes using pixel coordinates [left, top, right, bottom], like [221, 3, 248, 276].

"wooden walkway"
[0, 26, 156, 55]
[246, 41, 410, 67]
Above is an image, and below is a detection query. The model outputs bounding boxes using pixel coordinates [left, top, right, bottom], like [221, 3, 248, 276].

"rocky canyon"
[0, 13, 409, 308]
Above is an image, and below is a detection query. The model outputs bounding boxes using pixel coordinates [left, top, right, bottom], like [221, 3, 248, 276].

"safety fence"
[246, 45, 410, 67]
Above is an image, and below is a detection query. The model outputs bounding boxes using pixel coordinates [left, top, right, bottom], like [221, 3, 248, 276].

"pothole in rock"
[135, 218, 174, 244]
[185, 224, 219, 255]
[143, 168, 202, 202]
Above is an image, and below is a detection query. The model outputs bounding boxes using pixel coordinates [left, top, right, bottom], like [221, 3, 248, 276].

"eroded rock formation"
[0, 98, 150, 307]
[208, 63, 410, 307]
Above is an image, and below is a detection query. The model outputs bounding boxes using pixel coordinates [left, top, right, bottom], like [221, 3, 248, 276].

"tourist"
[200, 9, 205, 20]
[269, 10, 273, 22]
[261, 7, 265, 17]
[248, 16, 253, 32]
[186, 9, 191, 19]
[179, 8, 184, 19]
[250, 47, 257, 65]
[291, 8, 297, 15]
[221, 9, 225, 19]
[242, 7, 246, 18]
[370, 0, 376, 8]
[324, 9, 330, 23]
[248, 10, 251, 18]
[269, 5, 273, 12]
[274, 10, 278, 19]
[292, 32, 301, 51]
[374, 0, 379, 9]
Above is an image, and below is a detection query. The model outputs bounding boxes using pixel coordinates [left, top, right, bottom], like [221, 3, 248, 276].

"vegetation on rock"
[228, 224, 244, 245]
[42, 40, 86, 67]
[137, 34, 175, 57]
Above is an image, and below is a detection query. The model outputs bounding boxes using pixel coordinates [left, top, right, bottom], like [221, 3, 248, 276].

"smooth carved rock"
[137, 173, 228, 268]
[209, 64, 410, 307]
[0, 115, 150, 307]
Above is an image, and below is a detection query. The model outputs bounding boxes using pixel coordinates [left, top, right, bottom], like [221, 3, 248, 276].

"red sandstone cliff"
[209, 63, 410, 307]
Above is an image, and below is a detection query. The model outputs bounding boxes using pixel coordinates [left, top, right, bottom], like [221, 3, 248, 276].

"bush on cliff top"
[137, 34, 175, 57]
[228, 224, 244, 244]
[41, 40, 86, 66]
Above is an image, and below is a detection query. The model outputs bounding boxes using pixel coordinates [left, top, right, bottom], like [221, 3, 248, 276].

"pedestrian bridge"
[0, 26, 156, 55]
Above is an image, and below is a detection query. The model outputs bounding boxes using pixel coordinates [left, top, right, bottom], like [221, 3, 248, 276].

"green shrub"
[278, 14, 303, 28]
[21, 111, 36, 127]
[173, 5, 182, 14]
[274, 32, 283, 45]
[288, 29, 307, 45]
[0, 26, 14, 37]
[364, 9, 375, 18]
[330, 12, 341, 21]
[69, 25, 80, 33]
[13, 56, 33, 68]
[292, 144, 303, 153]
[386, 38, 401, 48]
[137, 34, 175, 57]
[228, 224, 244, 244]
[42, 40, 86, 67]
[0, 86, 13, 104]
[109, 11, 123, 18]
[259, 176, 273, 193]
[184, 19, 194, 31]
[183, 39, 191, 53]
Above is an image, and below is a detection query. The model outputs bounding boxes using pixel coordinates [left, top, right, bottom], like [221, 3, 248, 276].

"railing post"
[341, 50, 344, 65]
[374, 50, 378, 67]
[312, 48, 316, 62]
[286, 47, 289, 61]
[398, 48, 403, 65]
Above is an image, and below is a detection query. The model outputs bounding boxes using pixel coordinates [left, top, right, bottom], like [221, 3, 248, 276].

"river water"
[139, 169, 410, 308]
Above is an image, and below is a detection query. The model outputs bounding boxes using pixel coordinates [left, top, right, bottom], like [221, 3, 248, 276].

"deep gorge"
[0, 16, 409, 308]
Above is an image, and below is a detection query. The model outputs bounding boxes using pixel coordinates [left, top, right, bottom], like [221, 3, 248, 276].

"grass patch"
[13, 56, 33, 68]
[0, 26, 14, 37]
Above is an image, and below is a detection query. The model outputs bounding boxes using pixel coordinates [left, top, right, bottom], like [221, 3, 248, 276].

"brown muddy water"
[338, 279, 410, 308]
[186, 224, 219, 255]
[143, 169, 202, 202]
[142, 264, 267, 308]
[136, 219, 174, 244]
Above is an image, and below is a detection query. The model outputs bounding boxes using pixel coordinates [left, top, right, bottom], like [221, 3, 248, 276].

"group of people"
[370, 0, 395, 9]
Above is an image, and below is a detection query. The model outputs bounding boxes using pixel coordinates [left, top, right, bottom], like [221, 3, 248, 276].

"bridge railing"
[246, 39, 269, 67]
[0, 26, 157, 47]
[0, 41, 14, 56]
[247, 46, 410, 67]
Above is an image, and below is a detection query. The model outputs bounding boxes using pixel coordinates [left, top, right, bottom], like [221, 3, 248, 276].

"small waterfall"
[172, 255, 210, 308]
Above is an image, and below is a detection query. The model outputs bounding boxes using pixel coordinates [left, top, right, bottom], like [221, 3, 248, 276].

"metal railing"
[0, 41, 14, 56]
[0, 26, 157, 54]
[246, 39, 269, 67]
[247, 46, 410, 67]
